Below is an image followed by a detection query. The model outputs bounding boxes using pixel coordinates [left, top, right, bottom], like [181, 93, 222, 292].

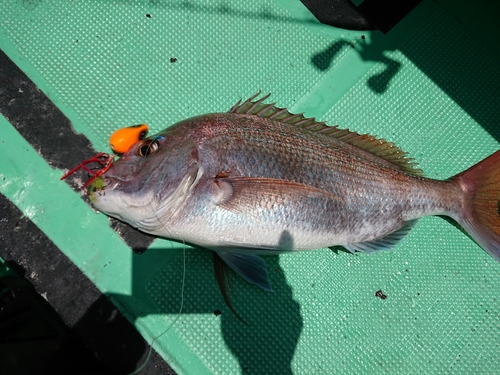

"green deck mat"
[1, 0, 500, 373]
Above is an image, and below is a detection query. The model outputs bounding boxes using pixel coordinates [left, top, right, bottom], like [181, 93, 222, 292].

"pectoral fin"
[217, 251, 273, 292]
[344, 219, 417, 253]
[214, 177, 336, 216]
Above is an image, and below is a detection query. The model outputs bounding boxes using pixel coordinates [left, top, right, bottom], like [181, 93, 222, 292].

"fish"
[87, 93, 500, 293]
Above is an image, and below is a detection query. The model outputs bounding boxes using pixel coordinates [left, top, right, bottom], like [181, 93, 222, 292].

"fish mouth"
[86, 175, 159, 228]
[86, 176, 119, 201]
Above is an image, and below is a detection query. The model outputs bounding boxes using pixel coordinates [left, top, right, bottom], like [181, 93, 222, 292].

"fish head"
[87, 132, 202, 234]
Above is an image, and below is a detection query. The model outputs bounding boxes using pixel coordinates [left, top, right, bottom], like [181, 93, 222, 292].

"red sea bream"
[86, 93, 500, 291]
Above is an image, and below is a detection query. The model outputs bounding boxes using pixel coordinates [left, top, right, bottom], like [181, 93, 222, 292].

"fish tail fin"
[452, 150, 500, 261]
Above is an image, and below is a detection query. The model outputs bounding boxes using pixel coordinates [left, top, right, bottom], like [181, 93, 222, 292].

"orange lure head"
[109, 124, 149, 154]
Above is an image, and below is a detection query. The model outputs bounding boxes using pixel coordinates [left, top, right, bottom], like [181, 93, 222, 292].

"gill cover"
[136, 153, 203, 233]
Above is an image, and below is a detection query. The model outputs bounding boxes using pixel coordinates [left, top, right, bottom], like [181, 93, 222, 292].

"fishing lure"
[61, 124, 149, 187]
[109, 124, 149, 154]
[60, 152, 115, 189]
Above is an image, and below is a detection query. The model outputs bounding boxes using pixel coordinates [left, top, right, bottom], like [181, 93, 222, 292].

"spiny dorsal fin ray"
[229, 92, 423, 177]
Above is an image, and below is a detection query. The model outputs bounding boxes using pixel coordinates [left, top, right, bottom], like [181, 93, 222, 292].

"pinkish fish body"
[87, 93, 500, 291]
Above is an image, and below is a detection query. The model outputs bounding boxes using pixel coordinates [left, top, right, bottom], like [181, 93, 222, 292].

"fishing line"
[127, 246, 186, 375]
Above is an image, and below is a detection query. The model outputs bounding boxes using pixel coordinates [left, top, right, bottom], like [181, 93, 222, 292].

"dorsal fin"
[229, 92, 423, 177]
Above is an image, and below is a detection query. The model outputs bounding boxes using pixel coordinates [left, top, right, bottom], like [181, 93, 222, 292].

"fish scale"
[207, 116, 382, 191]
[155, 113, 458, 251]
[86, 94, 500, 293]
[199, 114, 442, 209]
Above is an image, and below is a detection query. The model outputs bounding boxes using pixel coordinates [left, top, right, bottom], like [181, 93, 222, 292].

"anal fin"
[344, 219, 418, 253]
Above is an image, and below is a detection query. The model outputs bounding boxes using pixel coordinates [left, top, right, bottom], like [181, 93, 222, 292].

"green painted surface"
[0, 258, 15, 277]
[1, 0, 500, 373]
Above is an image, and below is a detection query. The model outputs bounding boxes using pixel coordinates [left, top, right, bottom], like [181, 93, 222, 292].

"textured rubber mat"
[1, 0, 500, 374]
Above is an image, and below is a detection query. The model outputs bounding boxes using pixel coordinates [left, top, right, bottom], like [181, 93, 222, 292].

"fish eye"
[138, 139, 159, 157]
